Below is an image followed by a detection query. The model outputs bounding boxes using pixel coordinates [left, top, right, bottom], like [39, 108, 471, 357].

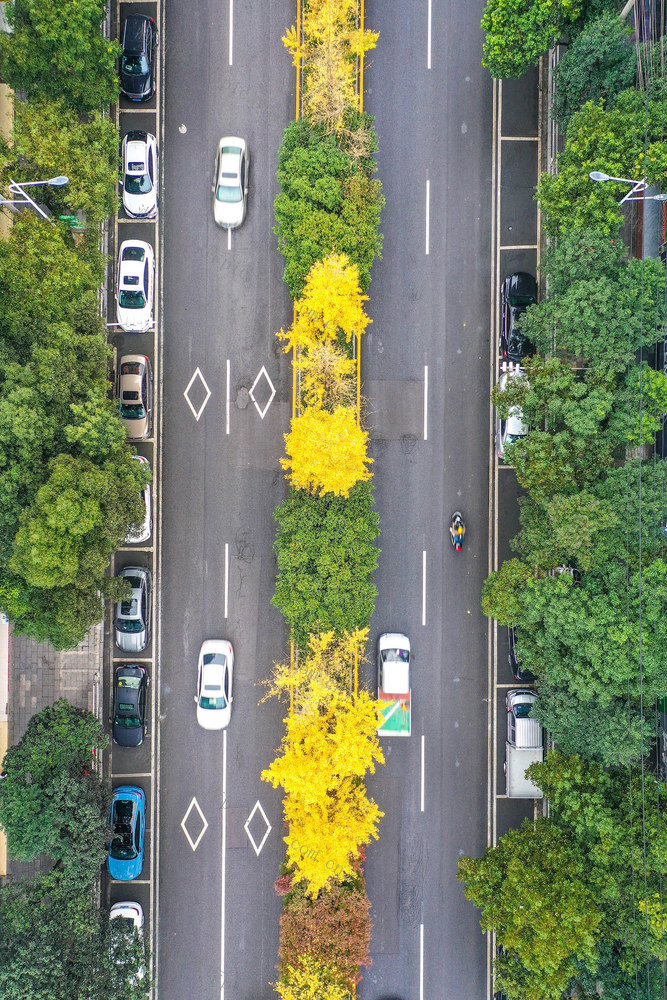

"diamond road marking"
[244, 799, 272, 856]
[248, 365, 276, 420]
[181, 796, 209, 851]
[183, 367, 212, 421]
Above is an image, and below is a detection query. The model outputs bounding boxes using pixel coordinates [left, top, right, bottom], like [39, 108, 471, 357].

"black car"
[112, 664, 148, 747]
[500, 271, 537, 363]
[508, 627, 536, 683]
[120, 15, 157, 102]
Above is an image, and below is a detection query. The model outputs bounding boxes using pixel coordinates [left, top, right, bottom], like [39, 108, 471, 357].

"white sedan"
[121, 131, 158, 219]
[109, 901, 145, 982]
[212, 137, 249, 229]
[125, 455, 152, 544]
[195, 639, 234, 730]
[116, 240, 154, 333]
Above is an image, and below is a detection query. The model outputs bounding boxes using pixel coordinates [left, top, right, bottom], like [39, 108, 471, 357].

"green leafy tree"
[533, 683, 647, 766]
[274, 116, 384, 298]
[10, 452, 146, 590]
[540, 226, 629, 296]
[552, 14, 636, 131]
[480, 0, 581, 79]
[0, 216, 101, 356]
[4, 96, 119, 225]
[537, 85, 667, 236]
[0, 700, 108, 873]
[0, 0, 120, 113]
[519, 561, 667, 705]
[511, 491, 618, 573]
[273, 482, 380, 647]
[480, 559, 532, 624]
[519, 259, 666, 372]
[0, 575, 120, 650]
[458, 818, 600, 1000]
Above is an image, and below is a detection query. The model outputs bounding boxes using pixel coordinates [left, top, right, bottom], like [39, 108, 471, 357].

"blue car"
[107, 786, 145, 881]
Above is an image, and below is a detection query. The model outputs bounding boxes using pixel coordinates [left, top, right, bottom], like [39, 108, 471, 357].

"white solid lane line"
[423, 364, 428, 441]
[227, 227, 231, 251]
[422, 550, 427, 626]
[425, 179, 430, 256]
[226, 359, 230, 435]
[427, 0, 432, 68]
[420, 922, 424, 1000]
[420, 734, 425, 812]
[228, 0, 233, 66]
[220, 728, 228, 1000]
[224, 542, 229, 619]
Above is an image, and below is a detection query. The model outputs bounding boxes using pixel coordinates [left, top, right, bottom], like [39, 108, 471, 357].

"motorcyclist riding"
[450, 511, 466, 551]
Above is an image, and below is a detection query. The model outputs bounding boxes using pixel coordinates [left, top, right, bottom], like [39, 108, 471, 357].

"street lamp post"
[589, 170, 667, 204]
[0, 175, 69, 220]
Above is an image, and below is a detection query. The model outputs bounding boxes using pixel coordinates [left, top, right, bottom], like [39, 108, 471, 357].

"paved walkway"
[2, 625, 103, 880]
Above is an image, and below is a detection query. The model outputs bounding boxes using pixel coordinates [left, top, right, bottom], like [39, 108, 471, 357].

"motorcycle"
[450, 511, 466, 552]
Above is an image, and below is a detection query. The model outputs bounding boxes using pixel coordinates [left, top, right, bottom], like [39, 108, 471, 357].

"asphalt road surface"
[154, 2, 538, 999]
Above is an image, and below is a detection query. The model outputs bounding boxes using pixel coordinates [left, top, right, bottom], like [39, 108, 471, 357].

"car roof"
[125, 140, 148, 167]
[123, 14, 149, 49]
[202, 660, 225, 689]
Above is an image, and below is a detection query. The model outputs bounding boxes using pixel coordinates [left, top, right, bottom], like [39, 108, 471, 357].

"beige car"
[118, 355, 152, 440]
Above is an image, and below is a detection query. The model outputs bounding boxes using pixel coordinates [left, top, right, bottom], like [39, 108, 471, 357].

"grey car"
[114, 567, 151, 653]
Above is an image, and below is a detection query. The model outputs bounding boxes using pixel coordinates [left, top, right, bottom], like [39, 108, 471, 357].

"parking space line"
[500, 244, 538, 251]
[112, 772, 153, 779]
[500, 135, 538, 142]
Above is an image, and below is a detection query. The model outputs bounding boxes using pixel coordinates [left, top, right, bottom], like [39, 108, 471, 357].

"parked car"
[125, 455, 152, 544]
[507, 627, 536, 683]
[496, 368, 528, 460]
[112, 664, 148, 747]
[505, 689, 543, 799]
[109, 900, 145, 982]
[107, 786, 146, 880]
[212, 137, 249, 229]
[500, 272, 537, 363]
[116, 241, 154, 333]
[121, 131, 158, 219]
[120, 14, 157, 102]
[118, 355, 152, 441]
[114, 566, 151, 653]
[194, 639, 234, 730]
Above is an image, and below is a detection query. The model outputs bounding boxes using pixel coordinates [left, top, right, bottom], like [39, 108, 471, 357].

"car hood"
[124, 190, 156, 218]
[115, 629, 147, 653]
[121, 71, 150, 99]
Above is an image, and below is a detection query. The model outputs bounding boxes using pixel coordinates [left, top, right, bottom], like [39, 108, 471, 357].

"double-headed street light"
[0, 175, 69, 220]
[589, 170, 667, 204]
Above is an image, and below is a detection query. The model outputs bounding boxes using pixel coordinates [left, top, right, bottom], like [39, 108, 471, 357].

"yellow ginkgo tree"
[275, 955, 351, 1000]
[278, 252, 370, 354]
[282, 0, 378, 133]
[262, 689, 384, 897]
[263, 628, 368, 714]
[282, 406, 372, 498]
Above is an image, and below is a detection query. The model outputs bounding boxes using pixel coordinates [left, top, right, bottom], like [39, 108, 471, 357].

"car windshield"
[216, 184, 242, 203]
[203, 652, 226, 667]
[119, 676, 142, 689]
[125, 172, 151, 194]
[509, 294, 534, 307]
[508, 333, 531, 356]
[120, 403, 146, 420]
[110, 835, 138, 861]
[200, 693, 227, 710]
[118, 289, 146, 309]
[122, 54, 149, 75]
[381, 647, 410, 663]
[117, 619, 144, 633]
[115, 709, 141, 728]
[514, 704, 533, 718]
